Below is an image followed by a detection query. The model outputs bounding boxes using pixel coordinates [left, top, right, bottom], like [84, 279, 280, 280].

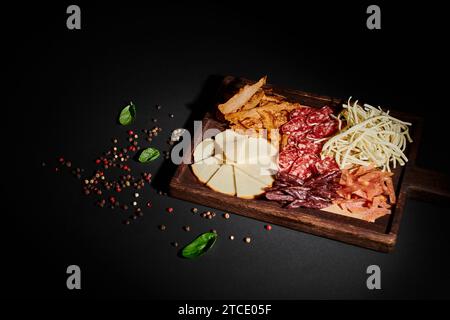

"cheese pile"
[191, 130, 278, 199]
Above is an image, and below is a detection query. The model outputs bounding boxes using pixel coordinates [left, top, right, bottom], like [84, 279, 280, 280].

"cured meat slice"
[289, 106, 312, 119]
[265, 190, 295, 202]
[265, 170, 340, 209]
[280, 116, 309, 134]
[315, 157, 339, 175]
[319, 106, 334, 116]
[294, 139, 322, 155]
[287, 130, 311, 146]
[311, 120, 338, 138]
[306, 109, 330, 126]
[278, 145, 299, 172]
[282, 186, 310, 200]
[304, 169, 340, 187]
[289, 154, 318, 180]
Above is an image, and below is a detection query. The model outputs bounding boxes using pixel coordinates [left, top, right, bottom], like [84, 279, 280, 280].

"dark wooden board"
[169, 76, 450, 252]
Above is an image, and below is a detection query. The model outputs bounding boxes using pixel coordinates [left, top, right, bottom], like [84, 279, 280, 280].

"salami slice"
[319, 106, 334, 116]
[289, 154, 319, 180]
[315, 156, 339, 175]
[287, 130, 311, 146]
[281, 116, 308, 134]
[311, 119, 338, 138]
[289, 107, 312, 119]
[278, 145, 299, 172]
[295, 139, 322, 155]
[305, 110, 329, 126]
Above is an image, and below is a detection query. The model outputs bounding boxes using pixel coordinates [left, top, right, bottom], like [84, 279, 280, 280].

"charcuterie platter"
[169, 76, 450, 252]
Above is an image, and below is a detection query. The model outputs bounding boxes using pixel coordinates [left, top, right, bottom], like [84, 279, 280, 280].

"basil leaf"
[119, 102, 136, 125]
[138, 147, 160, 163]
[182, 232, 217, 259]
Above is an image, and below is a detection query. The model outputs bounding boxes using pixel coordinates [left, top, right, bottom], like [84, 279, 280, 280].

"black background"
[3, 1, 450, 300]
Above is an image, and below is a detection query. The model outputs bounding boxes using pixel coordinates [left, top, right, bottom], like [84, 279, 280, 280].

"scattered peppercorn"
[159, 224, 166, 231]
[265, 225, 272, 231]
[244, 237, 251, 243]
[172, 242, 178, 248]
[192, 208, 198, 213]
[166, 207, 174, 213]
[223, 213, 230, 219]
[229, 235, 235, 240]
[183, 226, 191, 232]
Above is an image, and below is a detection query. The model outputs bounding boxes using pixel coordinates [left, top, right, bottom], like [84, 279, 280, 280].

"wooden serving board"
[169, 76, 450, 252]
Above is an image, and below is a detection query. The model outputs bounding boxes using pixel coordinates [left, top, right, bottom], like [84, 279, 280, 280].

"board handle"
[405, 166, 450, 203]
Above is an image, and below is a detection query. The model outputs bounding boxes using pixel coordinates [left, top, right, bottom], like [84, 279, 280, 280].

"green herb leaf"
[138, 147, 160, 163]
[182, 232, 217, 259]
[119, 102, 136, 125]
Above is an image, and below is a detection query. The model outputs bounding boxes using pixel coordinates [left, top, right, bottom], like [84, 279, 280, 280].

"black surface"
[4, 2, 450, 299]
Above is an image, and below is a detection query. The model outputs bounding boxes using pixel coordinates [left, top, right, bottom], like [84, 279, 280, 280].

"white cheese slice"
[193, 138, 215, 163]
[202, 153, 224, 165]
[233, 163, 274, 186]
[206, 164, 235, 196]
[191, 160, 221, 184]
[214, 129, 236, 153]
[247, 136, 278, 163]
[234, 136, 248, 164]
[234, 166, 267, 199]
[214, 129, 247, 163]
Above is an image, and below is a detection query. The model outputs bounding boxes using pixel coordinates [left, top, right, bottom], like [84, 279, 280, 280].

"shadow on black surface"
[151, 74, 228, 194]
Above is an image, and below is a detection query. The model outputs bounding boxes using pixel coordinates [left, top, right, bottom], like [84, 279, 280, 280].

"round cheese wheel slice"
[193, 138, 215, 163]
[206, 164, 236, 196]
[191, 160, 221, 184]
[234, 166, 267, 199]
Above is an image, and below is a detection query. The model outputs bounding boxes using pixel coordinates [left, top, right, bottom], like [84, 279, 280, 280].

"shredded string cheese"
[321, 98, 413, 171]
